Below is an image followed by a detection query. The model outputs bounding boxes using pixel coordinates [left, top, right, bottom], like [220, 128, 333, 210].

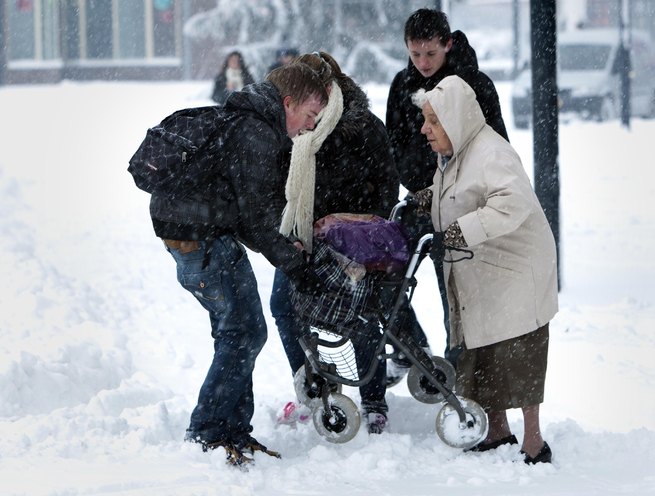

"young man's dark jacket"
[311, 76, 399, 221]
[149, 81, 304, 273]
[386, 30, 509, 193]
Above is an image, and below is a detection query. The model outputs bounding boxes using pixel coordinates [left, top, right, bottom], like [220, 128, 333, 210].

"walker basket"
[301, 321, 381, 382]
[291, 240, 378, 335]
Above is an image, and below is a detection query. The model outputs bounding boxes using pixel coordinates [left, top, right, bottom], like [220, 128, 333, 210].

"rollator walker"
[290, 200, 488, 448]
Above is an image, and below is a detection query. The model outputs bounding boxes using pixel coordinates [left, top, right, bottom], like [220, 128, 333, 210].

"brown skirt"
[456, 324, 549, 411]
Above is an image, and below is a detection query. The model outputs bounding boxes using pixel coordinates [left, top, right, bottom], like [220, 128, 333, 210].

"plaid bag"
[291, 239, 375, 332]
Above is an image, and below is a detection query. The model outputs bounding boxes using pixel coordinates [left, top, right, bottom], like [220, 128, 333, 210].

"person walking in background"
[384, 8, 510, 380]
[149, 63, 329, 466]
[414, 75, 558, 464]
[267, 47, 299, 74]
[211, 51, 255, 105]
[270, 51, 399, 434]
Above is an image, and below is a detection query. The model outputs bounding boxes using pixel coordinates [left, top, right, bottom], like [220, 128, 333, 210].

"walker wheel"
[407, 356, 456, 404]
[294, 366, 341, 406]
[311, 393, 361, 444]
[435, 397, 488, 449]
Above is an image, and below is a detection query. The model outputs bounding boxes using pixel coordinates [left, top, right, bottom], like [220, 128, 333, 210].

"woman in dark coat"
[211, 51, 255, 105]
[270, 51, 400, 434]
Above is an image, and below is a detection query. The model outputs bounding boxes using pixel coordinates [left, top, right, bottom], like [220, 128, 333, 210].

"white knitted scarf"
[225, 67, 244, 90]
[279, 81, 343, 252]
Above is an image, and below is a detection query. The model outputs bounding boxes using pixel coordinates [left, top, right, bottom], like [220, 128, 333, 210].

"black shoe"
[465, 434, 518, 452]
[522, 442, 552, 465]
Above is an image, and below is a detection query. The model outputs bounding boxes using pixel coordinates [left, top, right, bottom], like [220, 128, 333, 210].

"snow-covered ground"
[1, 79, 654, 496]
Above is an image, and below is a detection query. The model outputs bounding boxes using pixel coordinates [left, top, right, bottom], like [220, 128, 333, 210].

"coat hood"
[446, 30, 479, 74]
[224, 81, 288, 143]
[425, 75, 486, 157]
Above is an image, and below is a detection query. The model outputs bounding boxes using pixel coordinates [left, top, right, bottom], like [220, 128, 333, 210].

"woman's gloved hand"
[444, 221, 468, 248]
[286, 262, 326, 296]
[413, 188, 434, 216]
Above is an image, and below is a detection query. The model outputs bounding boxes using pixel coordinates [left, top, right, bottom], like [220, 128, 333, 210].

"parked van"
[511, 28, 655, 128]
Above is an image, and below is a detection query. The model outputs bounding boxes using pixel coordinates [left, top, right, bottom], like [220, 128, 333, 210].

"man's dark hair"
[404, 8, 451, 44]
[266, 62, 329, 106]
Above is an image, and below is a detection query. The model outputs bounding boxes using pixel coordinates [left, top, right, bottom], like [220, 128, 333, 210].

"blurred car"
[449, 0, 531, 81]
[465, 28, 526, 81]
[511, 28, 655, 128]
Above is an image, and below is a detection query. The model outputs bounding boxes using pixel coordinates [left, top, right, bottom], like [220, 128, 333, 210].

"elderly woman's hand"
[413, 188, 433, 216]
[444, 221, 468, 248]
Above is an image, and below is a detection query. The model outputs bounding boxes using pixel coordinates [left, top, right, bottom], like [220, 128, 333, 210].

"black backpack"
[128, 106, 226, 198]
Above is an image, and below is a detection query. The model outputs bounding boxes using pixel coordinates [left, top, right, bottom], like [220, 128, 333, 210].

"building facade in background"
[0, 0, 654, 85]
[0, 0, 212, 84]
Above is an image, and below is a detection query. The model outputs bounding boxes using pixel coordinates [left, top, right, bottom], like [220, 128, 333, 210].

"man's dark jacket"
[386, 30, 509, 193]
[149, 81, 303, 273]
[311, 75, 399, 221]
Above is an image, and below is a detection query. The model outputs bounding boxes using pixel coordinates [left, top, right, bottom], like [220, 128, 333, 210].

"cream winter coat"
[426, 76, 558, 349]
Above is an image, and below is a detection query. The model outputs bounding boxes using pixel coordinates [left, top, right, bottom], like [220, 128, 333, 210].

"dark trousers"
[167, 236, 267, 445]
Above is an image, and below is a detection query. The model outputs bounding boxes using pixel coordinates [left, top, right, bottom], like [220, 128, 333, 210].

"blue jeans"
[270, 269, 387, 413]
[167, 235, 267, 445]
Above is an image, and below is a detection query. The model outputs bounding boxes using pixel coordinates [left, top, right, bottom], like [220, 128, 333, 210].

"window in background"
[153, 0, 177, 57]
[85, 0, 113, 59]
[118, 0, 146, 58]
[8, 0, 61, 62]
[15, 0, 180, 64]
[64, 1, 81, 60]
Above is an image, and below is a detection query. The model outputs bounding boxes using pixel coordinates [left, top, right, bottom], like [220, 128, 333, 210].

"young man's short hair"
[404, 8, 451, 44]
[266, 63, 329, 106]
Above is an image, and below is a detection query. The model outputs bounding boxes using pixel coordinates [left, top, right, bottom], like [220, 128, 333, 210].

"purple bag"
[315, 214, 409, 273]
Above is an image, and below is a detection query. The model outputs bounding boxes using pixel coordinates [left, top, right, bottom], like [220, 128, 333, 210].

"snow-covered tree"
[184, 0, 425, 82]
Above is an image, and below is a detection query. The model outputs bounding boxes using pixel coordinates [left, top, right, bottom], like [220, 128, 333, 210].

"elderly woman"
[413, 75, 558, 464]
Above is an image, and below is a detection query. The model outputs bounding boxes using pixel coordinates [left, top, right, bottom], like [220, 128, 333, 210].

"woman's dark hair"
[293, 51, 352, 89]
[221, 50, 247, 72]
[404, 8, 451, 45]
